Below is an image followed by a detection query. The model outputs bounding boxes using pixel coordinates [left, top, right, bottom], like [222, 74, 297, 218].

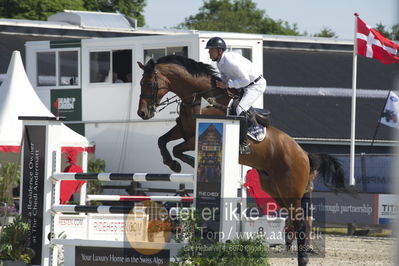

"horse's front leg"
[172, 137, 196, 168]
[158, 125, 184, 173]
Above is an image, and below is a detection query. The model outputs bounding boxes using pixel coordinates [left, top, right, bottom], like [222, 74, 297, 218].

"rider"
[206, 37, 267, 155]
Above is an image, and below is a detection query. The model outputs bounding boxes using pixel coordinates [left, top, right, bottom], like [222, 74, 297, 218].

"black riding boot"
[239, 111, 251, 155]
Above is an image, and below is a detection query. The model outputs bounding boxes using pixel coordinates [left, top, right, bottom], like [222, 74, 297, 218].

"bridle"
[139, 70, 160, 112]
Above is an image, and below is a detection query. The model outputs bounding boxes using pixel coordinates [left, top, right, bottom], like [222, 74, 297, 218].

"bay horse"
[137, 55, 345, 265]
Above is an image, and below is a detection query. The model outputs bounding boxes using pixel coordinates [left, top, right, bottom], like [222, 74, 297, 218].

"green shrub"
[0, 215, 35, 263]
[172, 209, 269, 265]
[0, 162, 20, 205]
[87, 159, 106, 195]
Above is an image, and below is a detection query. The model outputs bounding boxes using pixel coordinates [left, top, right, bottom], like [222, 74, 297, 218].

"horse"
[137, 55, 345, 265]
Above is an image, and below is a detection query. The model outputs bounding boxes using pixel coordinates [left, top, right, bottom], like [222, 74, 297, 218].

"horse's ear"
[146, 59, 155, 70]
[137, 61, 145, 70]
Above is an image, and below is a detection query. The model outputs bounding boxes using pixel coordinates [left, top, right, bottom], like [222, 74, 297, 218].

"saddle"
[230, 99, 271, 142]
[229, 98, 272, 127]
[252, 107, 271, 127]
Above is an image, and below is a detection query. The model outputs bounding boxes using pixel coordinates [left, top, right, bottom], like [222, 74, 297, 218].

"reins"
[142, 68, 241, 113]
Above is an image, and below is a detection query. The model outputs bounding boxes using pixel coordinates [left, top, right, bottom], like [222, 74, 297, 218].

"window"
[90, 51, 110, 83]
[89, 49, 132, 83]
[37, 52, 56, 86]
[232, 48, 252, 61]
[59, 51, 78, 86]
[144, 46, 188, 63]
[37, 50, 79, 87]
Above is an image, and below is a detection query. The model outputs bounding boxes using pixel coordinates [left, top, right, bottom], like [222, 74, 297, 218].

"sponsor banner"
[196, 122, 223, 241]
[313, 192, 375, 225]
[51, 89, 84, 135]
[377, 194, 399, 225]
[87, 214, 126, 241]
[21, 125, 46, 265]
[314, 155, 394, 194]
[76, 246, 169, 266]
[55, 215, 87, 239]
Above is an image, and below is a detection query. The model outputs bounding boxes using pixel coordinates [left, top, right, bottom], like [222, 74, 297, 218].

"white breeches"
[236, 77, 267, 115]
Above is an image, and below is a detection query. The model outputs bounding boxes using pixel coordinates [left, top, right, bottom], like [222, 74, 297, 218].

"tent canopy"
[0, 51, 94, 153]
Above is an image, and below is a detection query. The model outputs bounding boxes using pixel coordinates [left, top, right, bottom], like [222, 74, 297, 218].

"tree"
[178, 0, 300, 36]
[375, 22, 399, 41]
[82, 0, 146, 27]
[392, 24, 399, 41]
[375, 23, 391, 38]
[313, 27, 338, 38]
[0, 0, 146, 27]
[0, 0, 85, 20]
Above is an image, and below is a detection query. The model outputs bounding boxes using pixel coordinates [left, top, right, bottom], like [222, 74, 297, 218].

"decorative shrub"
[0, 215, 35, 263]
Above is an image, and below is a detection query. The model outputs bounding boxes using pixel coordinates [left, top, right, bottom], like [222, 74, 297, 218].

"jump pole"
[19, 115, 242, 265]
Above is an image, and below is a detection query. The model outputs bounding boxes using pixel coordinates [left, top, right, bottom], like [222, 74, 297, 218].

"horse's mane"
[156, 55, 220, 80]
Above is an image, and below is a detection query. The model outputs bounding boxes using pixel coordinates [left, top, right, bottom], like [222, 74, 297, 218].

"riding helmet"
[205, 37, 227, 50]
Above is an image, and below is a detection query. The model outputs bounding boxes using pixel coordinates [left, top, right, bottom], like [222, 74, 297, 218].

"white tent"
[0, 50, 94, 153]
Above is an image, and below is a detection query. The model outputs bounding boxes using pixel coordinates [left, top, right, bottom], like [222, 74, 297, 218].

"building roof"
[0, 33, 77, 73]
[48, 10, 136, 30]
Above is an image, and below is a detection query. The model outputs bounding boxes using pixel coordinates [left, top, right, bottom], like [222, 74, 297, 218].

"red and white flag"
[356, 16, 399, 64]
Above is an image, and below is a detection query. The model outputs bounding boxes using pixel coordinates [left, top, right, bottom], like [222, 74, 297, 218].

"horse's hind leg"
[292, 198, 308, 266]
[158, 125, 184, 173]
[172, 137, 196, 168]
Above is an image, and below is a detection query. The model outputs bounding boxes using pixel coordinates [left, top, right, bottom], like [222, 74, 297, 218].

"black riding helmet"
[205, 37, 226, 51]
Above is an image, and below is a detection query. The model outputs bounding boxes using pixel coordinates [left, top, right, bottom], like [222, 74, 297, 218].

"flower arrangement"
[147, 219, 172, 233]
[0, 204, 18, 216]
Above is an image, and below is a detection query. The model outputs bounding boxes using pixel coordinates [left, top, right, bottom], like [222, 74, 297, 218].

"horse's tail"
[308, 153, 346, 192]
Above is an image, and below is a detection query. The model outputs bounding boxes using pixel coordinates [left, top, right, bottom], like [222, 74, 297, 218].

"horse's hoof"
[170, 160, 181, 173]
[298, 256, 309, 266]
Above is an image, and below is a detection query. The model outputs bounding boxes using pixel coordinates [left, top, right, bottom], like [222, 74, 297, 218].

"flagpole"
[370, 90, 391, 146]
[349, 13, 359, 187]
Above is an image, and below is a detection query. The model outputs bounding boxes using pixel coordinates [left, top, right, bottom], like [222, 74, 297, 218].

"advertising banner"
[21, 125, 46, 265]
[312, 192, 375, 225]
[376, 194, 399, 225]
[75, 246, 169, 266]
[195, 122, 223, 241]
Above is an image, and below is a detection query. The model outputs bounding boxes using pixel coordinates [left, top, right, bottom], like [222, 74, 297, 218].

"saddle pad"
[247, 125, 266, 142]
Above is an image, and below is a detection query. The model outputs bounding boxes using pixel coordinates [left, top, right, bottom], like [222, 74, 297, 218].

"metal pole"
[350, 13, 359, 186]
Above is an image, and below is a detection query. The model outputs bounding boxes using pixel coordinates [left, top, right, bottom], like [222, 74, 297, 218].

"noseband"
[140, 70, 159, 110]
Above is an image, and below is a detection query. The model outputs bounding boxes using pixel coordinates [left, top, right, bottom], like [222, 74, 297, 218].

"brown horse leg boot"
[239, 112, 250, 155]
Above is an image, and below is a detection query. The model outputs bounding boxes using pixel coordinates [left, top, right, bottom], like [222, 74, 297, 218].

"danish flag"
[356, 16, 399, 64]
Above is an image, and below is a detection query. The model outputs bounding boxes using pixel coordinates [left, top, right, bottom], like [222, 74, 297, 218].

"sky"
[143, 0, 398, 39]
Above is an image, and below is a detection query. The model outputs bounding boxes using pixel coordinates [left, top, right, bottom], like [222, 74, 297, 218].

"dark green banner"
[51, 89, 84, 135]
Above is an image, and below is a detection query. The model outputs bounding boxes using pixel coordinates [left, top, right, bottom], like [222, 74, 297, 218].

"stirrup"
[239, 143, 251, 155]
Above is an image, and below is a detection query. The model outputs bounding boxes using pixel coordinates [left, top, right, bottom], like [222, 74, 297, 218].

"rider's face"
[208, 48, 219, 61]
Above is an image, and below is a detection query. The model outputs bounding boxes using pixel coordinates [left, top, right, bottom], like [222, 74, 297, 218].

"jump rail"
[53, 205, 135, 214]
[52, 173, 194, 182]
[86, 195, 194, 202]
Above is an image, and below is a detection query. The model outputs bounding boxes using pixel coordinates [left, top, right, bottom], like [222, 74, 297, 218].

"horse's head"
[137, 59, 170, 120]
